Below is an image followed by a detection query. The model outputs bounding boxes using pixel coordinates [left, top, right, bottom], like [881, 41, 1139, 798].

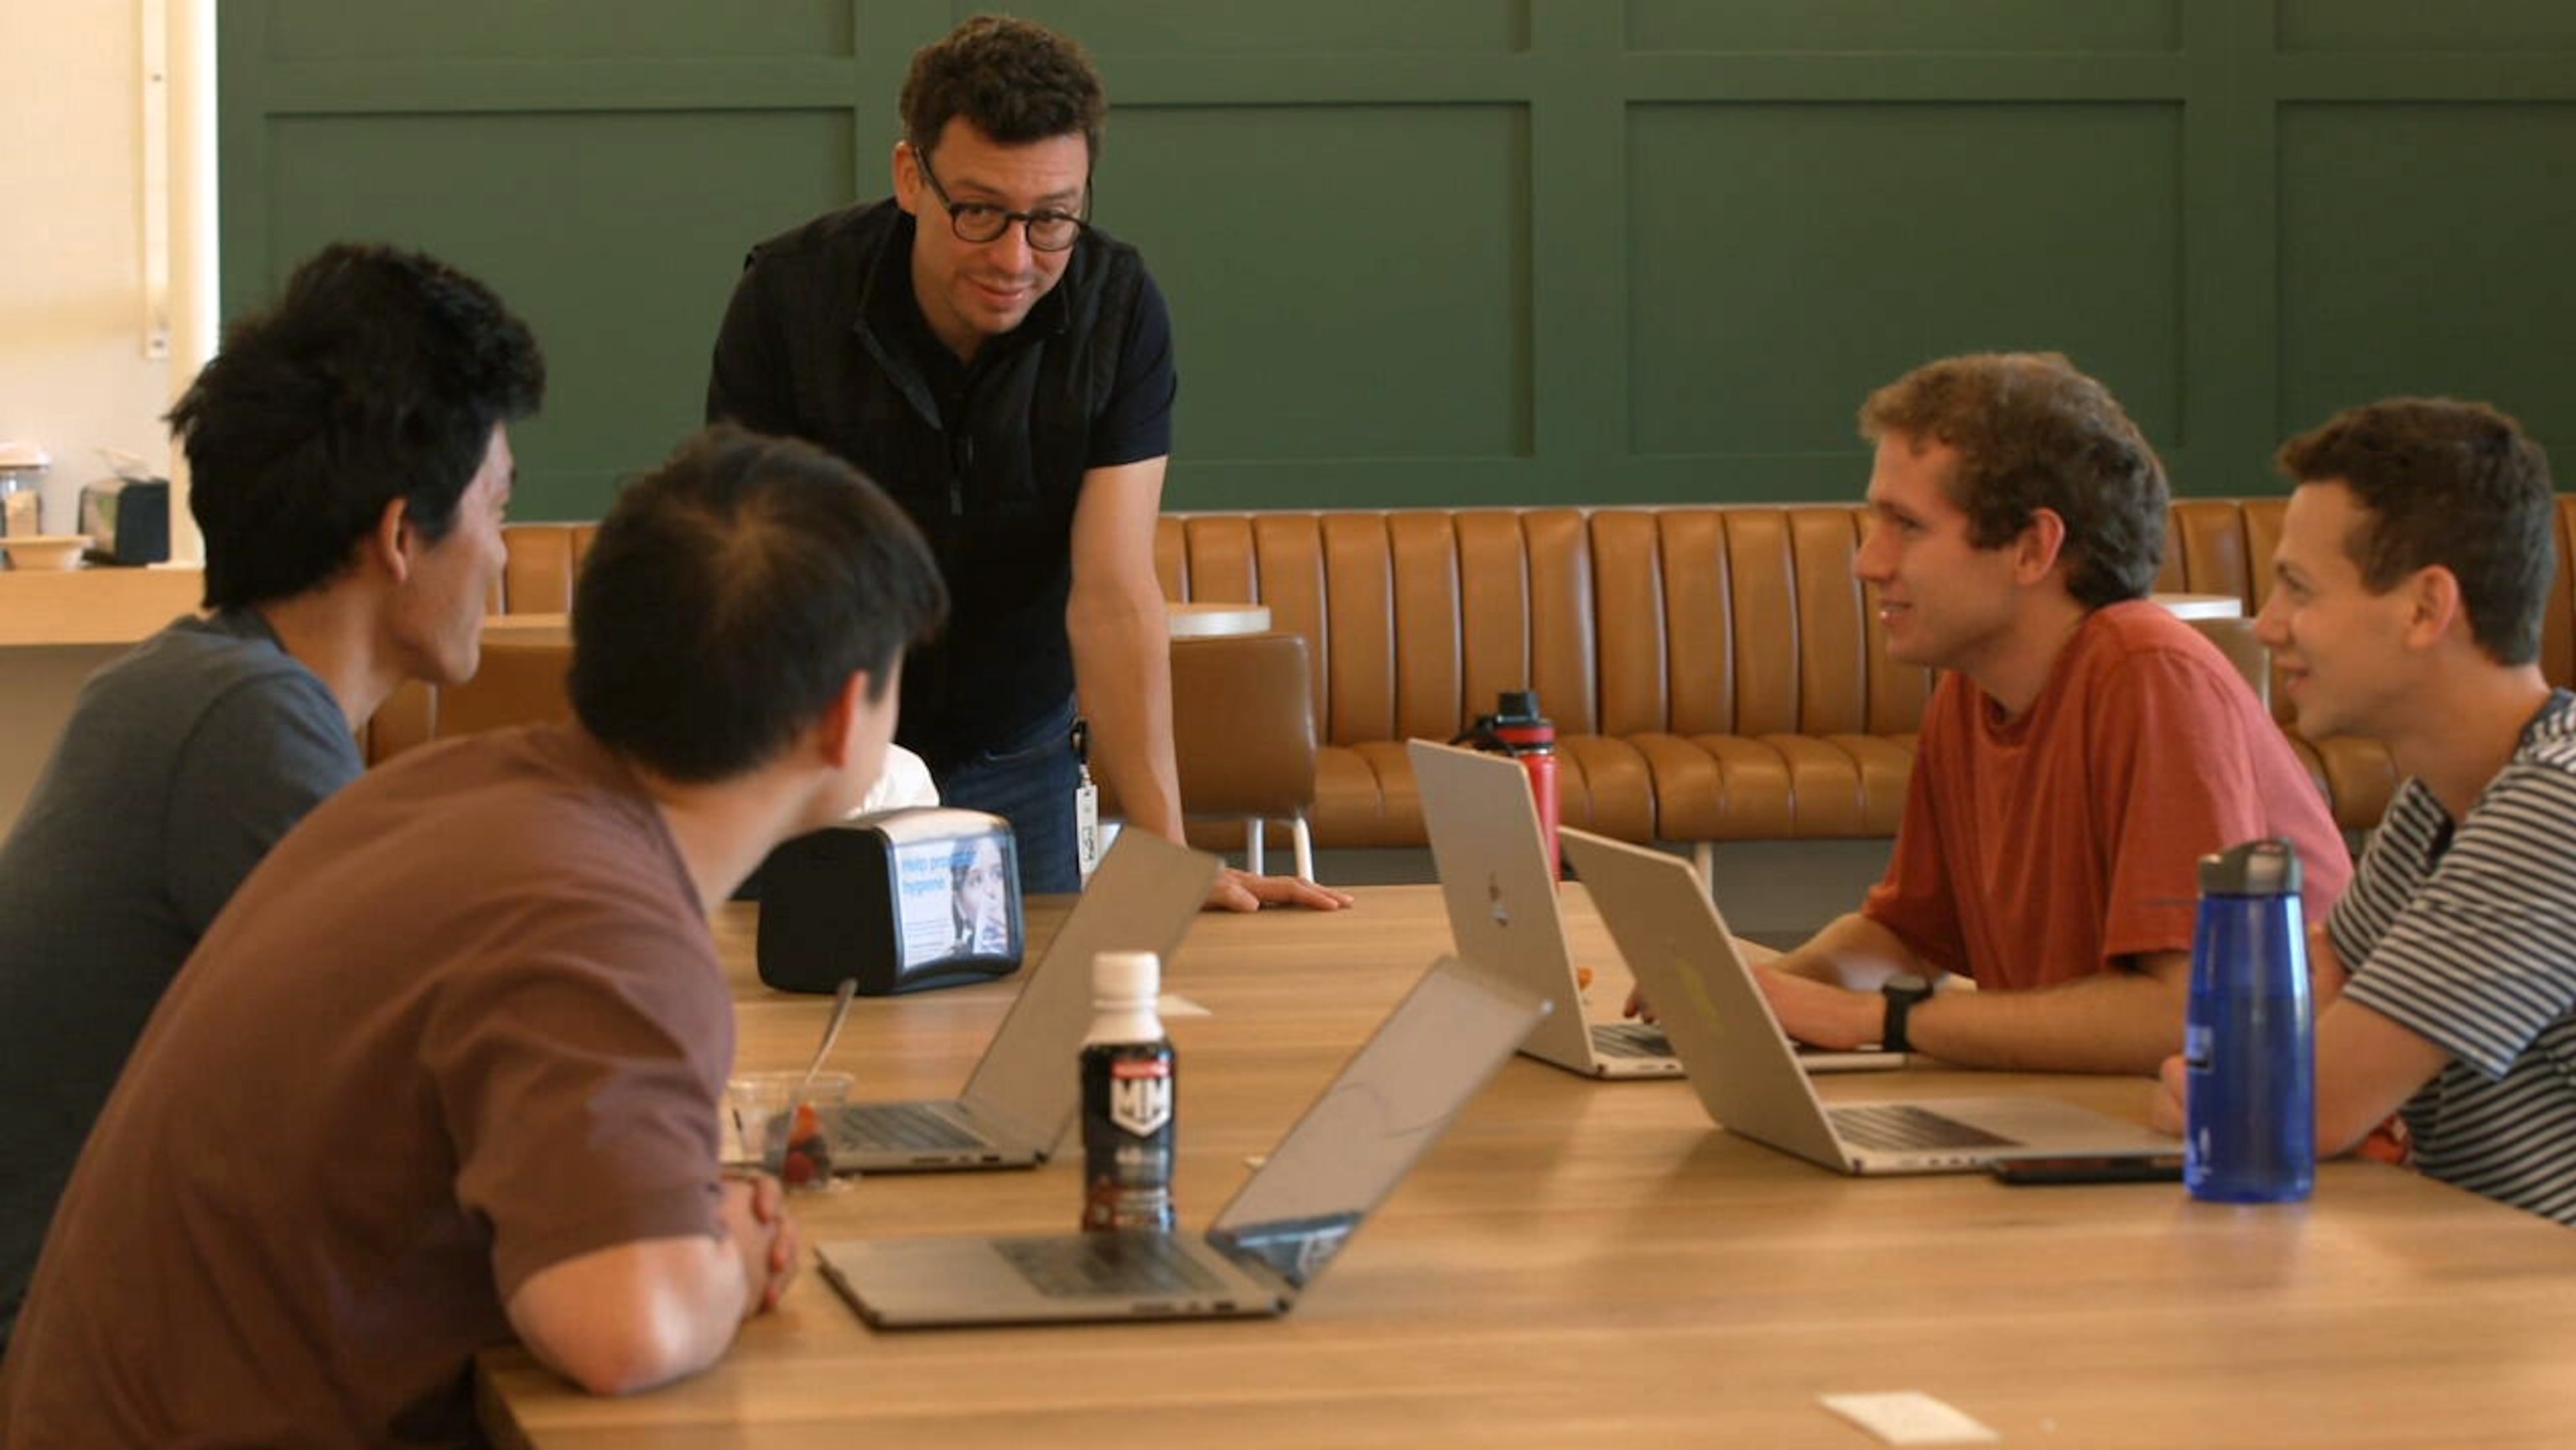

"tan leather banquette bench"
[375, 497, 2576, 852]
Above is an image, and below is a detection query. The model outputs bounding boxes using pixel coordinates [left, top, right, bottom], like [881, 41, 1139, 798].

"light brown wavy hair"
[1859, 351, 2168, 609]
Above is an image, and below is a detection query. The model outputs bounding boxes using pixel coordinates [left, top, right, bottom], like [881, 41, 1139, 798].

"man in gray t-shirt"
[2, 425, 945, 1443]
[0, 242, 544, 1344]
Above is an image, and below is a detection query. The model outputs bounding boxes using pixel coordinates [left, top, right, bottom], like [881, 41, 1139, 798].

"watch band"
[1880, 974, 1932, 1054]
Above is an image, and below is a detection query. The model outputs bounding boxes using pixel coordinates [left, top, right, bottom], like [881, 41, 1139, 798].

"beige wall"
[1, 1, 222, 831]
[0, 0, 179, 533]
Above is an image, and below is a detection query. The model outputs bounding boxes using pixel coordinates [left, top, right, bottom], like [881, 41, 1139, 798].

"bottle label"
[1081, 1040, 1176, 1232]
[1108, 1055, 1171, 1136]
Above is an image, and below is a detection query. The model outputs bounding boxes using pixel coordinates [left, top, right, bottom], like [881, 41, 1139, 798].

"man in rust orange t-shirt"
[1708, 352, 2350, 1076]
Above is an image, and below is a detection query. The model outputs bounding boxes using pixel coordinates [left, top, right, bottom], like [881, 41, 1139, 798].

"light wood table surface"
[480, 885, 2576, 1448]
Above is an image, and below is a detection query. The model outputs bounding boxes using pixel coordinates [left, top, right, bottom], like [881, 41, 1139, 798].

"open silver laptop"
[816, 956, 1549, 1327]
[1560, 829, 2171, 1175]
[1410, 739, 1895, 1078]
[814, 829, 1219, 1172]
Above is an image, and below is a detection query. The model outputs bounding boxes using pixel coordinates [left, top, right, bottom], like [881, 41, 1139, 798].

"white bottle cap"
[1092, 950, 1161, 1001]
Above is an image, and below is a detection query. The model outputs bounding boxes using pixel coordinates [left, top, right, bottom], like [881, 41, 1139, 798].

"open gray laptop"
[1410, 739, 1896, 1078]
[1560, 829, 2171, 1174]
[814, 829, 1220, 1172]
[815, 956, 1549, 1327]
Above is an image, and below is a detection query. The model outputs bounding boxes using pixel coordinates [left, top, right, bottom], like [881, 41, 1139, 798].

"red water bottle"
[1462, 690, 1561, 879]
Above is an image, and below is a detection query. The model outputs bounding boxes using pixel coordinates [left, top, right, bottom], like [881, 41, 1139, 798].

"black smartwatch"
[1879, 973, 1934, 1054]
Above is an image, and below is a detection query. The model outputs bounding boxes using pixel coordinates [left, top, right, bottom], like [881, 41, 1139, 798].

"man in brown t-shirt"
[0, 426, 949, 1445]
[1634, 353, 2349, 1075]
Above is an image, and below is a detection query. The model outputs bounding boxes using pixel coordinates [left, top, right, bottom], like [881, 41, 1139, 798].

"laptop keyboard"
[836, 1102, 989, 1152]
[995, 1234, 1225, 1298]
[1829, 1103, 2018, 1152]
[1592, 1021, 1675, 1059]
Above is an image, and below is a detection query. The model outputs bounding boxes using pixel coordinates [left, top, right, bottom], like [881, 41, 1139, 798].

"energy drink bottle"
[1079, 950, 1176, 1231]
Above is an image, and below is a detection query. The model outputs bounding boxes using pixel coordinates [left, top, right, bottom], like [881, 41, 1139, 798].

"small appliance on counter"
[78, 467, 171, 566]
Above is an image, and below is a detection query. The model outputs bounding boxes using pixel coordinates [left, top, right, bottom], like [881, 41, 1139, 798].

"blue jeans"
[938, 699, 1083, 895]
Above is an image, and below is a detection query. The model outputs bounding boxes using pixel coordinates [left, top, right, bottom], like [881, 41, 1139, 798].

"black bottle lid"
[2198, 838, 2301, 897]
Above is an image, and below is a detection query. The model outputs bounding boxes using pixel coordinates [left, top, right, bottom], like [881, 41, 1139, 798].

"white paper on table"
[1819, 1392, 2000, 1446]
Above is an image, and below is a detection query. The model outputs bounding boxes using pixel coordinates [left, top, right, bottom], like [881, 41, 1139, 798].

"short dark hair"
[901, 14, 1106, 162]
[169, 242, 543, 611]
[2276, 398, 2555, 666]
[570, 426, 949, 782]
[1859, 352, 2169, 609]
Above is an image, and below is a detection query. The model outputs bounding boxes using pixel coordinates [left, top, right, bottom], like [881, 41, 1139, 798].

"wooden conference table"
[480, 886, 2576, 1448]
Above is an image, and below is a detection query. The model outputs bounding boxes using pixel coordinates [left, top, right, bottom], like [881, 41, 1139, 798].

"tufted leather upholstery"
[1145, 497, 2575, 846]
[385, 497, 2576, 847]
[366, 637, 573, 766]
[366, 524, 597, 764]
[1093, 631, 1319, 872]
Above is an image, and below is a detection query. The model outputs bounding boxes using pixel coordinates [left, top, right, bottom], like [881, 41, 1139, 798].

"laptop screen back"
[1409, 740, 1579, 987]
[1558, 829, 1852, 1163]
[1210, 959, 1546, 1289]
[960, 830, 1219, 1148]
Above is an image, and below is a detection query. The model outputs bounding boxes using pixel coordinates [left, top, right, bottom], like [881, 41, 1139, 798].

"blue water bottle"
[2183, 839, 2314, 1203]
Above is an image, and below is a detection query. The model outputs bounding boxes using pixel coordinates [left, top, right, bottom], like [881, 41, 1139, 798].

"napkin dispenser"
[756, 807, 1024, 995]
[77, 476, 171, 565]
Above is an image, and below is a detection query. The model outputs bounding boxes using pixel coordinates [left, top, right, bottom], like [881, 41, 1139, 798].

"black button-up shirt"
[709, 199, 1174, 768]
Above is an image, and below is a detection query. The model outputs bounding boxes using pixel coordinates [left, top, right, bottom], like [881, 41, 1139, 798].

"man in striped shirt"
[2153, 398, 2576, 1224]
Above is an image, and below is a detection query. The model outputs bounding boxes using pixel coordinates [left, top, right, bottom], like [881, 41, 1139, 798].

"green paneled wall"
[1626, 101, 2184, 455]
[217, 0, 2576, 520]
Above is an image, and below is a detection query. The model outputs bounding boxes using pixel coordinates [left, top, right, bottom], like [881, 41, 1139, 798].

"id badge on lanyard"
[1072, 716, 1100, 882]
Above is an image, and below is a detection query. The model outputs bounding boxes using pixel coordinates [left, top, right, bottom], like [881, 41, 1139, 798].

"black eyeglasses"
[916, 151, 1090, 252]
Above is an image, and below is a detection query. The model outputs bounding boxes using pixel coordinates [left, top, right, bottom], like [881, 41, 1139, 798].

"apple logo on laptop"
[1485, 874, 1510, 929]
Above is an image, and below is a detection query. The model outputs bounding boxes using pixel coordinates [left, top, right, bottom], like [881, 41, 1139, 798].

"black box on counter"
[78, 477, 170, 565]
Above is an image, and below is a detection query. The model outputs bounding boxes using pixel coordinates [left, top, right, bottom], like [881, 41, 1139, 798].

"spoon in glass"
[795, 977, 859, 1100]
[779, 978, 858, 1187]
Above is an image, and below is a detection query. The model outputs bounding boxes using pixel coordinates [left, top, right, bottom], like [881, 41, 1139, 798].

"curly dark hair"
[2277, 398, 2554, 666]
[901, 14, 1105, 161]
[169, 242, 543, 611]
[1858, 352, 2168, 610]
[572, 426, 949, 783]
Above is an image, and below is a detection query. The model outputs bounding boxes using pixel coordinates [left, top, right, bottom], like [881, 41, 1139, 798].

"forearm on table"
[2314, 997, 2449, 1156]
[1906, 953, 2190, 1075]
[505, 1232, 756, 1396]
[1068, 594, 1181, 839]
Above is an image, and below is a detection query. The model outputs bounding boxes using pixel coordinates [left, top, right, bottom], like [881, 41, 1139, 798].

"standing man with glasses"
[709, 13, 1346, 914]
